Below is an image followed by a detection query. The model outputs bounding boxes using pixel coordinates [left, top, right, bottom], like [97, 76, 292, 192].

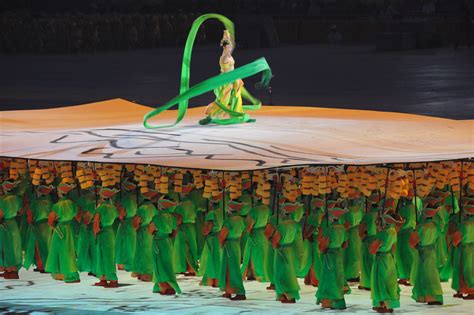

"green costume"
[151, 208, 181, 294]
[411, 217, 443, 304]
[316, 222, 350, 309]
[76, 193, 97, 273]
[274, 215, 301, 301]
[360, 206, 378, 289]
[133, 201, 157, 277]
[115, 193, 137, 271]
[239, 192, 252, 258]
[371, 225, 400, 309]
[45, 197, 80, 282]
[219, 213, 246, 295]
[24, 195, 52, 270]
[395, 197, 421, 281]
[189, 189, 207, 257]
[95, 201, 118, 281]
[241, 203, 272, 282]
[0, 194, 22, 270]
[342, 199, 363, 280]
[452, 215, 474, 294]
[433, 204, 450, 280]
[173, 196, 198, 273]
[200, 203, 223, 286]
[300, 204, 324, 285]
[290, 204, 305, 277]
[440, 193, 460, 281]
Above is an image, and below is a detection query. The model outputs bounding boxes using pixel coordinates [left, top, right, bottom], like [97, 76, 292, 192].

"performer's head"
[220, 30, 234, 54]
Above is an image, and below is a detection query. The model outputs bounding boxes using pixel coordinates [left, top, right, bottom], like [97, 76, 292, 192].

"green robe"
[290, 204, 305, 276]
[342, 199, 363, 280]
[300, 207, 324, 282]
[371, 226, 400, 308]
[434, 204, 450, 280]
[115, 193, 137, 271]
[395, 197, 420, 280]
[76, 194, 96, 273]
[24, 195, 52, 270]
[241, 203, 272, 282]
[360, 208, 378, 289]
[219, 214, 246, 295]
[173, 197, 198, 273]
[152, 210, 181, 293]
[452, 215, 474, 293]
[200, 207, 223, 285]
[133, 202, 157, 276]
[189, 189, 207, 257]
[95, 201, 118, 281]
[239, 193, 252, 257]
[440, 193, 460, 281]
[0, 194, 22, 269]
[316, 222, 350, 309]
[45, 197, 80, 282]
[274, 216, 301, 300]
[411, 218, 443, 303]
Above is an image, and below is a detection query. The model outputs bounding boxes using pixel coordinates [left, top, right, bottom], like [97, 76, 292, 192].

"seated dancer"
[24, 185, 53, 273]
[200, 193, 224, 287]
[219, 199, 246, 300]
[149, 194, 181, 295]
[115, 180, 138, 271]
[199, 30, 253, 125]
[0, 180, 22, 279]
[395, 195, 421, 286]
[132, 190, 158, 282]
[242, 195, 272, 283]
[173, 181, 199, 276]
[76, 187, 97, 276]
[410, 196, 444, 305]
[272, 198, 301, 303]
[452, 196, 474, 299]
[359, 191, 381, 291]
[316, 203, 350, 310]
[369, 212, 402, 313]
[342, 195, 364, 282]
[45, 183, 80, 283]
[93, 188, 119, 288]
[302, 197, 325, 287]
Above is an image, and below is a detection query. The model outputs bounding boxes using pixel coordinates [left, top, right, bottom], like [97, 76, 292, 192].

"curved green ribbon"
[143, 13, 272, 129]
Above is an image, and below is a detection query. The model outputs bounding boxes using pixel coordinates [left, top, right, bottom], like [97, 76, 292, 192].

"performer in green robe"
[272, 199, 301, 303]
[219, 199, 246, 300]
[93, 188, 119, 287]
[291, 202, 306, 278]
[0, 180, 22, 279]
[242, 199, 272, 282]
[369, 213, 401, 313]
[395, 196, 421, 285]
[200, 195, 224, 287]
[431, 190, 451, 281]
[45, 183, 80, 283]
[342, 197, 364, 282]
[115, 181, 138, 271]
[451, 200, 474, 299]
[189, 188, 207, 257]
[173, 184, 199, 275]
[440, 191, 460, 282]
[359, 192, 380, 290]
[149, 194, 181, 295]
[239, 191, 252, 266]
[76, 188, 97, 275]
[316, 205, 350, 309]
[24, 185, 53, 273]
[410, 202, 444, 305]
[132, 191, 158, 282]
[302, 197, 324, 287]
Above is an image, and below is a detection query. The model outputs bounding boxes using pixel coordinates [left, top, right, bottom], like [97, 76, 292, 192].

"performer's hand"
[344, 221, 351, 230]
[118, 206, 126, 221]
[246, 217, 255, 232]
[409, 231, 420, 248]
[74, 207, 83, 223]
[147, 222, 157, 235]
[0, 209, 4, 221]
[272, 231, 282, 249]
[264, 224, 275, 240]
[83, 212, 92, 225]
[359, 223, 367, 239]
[452, 231, 462, 247]
[26, 209, 34, 225]
[170, 229, 177, 238]
[447, 222, 456, 236]
[203, 221, 213, 236]
[132, 216, 141, 230]
[47, 211, 57, 227]
[318, 236, 330, 253]
[218, 227, 229, 247]
[93, 213, 101, 236]
[175, 214, 183, 225]
[369, 239, 382, 255]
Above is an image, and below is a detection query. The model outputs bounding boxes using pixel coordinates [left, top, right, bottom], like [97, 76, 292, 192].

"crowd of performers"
[1, 158, 473, 313]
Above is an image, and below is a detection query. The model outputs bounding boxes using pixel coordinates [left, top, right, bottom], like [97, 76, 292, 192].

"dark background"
[0, 0, 473, 119]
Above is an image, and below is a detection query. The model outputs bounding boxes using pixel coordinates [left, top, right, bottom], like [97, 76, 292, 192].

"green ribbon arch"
[143, 13, 272, 129]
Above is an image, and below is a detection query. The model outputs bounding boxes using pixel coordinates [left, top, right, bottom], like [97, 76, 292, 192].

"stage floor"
[1, 269, 472, 314]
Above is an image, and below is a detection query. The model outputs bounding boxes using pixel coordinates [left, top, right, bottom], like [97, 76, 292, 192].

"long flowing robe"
[151, 210, 181, 293]
[133, 202, 157, 276]
[316, 222, 350, 309]
[452, 215, 474, 294]
[440, 193, 460, 281]
[173, 197, 198, 273]
[189, 189, 207, 257]
[0, 194, 22, 270]
[300, 206, 324, 284]
[360, 209, 378, 289]
[24, 195, 52, 270]
[115, 193, 137, 271]
[434, 204, 450, 280]
[219, 214, 246, 295]
[76, 193, 96, 273]
[200, 207, 223, 285]
[411, 218, 443, 303]
[45, 197, 80, 282]
[342, 199, 363, 280]
[371, 226, 400, 309]
[241, 203, 272, 282]
[95, 201, 118, 281]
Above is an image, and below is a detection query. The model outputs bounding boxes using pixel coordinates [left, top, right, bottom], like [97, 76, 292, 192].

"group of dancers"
[1, 158, 473, 313]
